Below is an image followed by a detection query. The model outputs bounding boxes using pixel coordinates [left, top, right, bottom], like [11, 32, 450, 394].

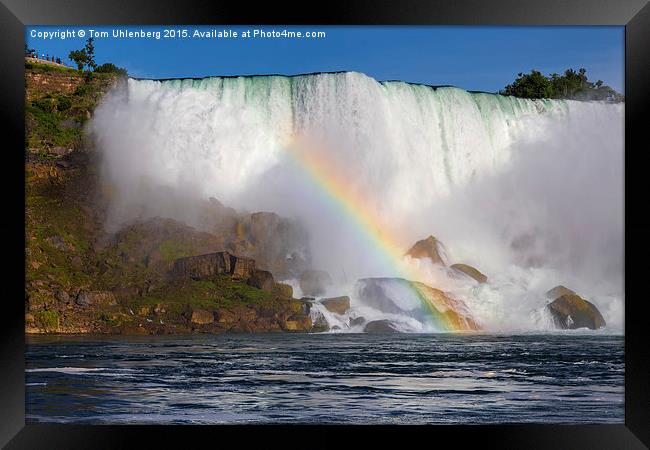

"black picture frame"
[1, 0, 648, 448]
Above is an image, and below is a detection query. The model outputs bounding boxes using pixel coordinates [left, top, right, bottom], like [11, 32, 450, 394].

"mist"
[89, 72, 624, 332]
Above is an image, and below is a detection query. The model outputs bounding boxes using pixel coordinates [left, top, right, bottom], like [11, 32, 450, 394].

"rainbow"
[282, 135, 478, 332]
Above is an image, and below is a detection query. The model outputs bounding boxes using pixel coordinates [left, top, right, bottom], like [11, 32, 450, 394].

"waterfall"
[90, 71, 624, 332]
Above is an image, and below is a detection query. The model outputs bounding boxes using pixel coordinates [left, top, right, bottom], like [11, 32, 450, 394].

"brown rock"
[274, 283, 293, 298]
[299, 270, 333, 297]
[356, 277, 480, 331]
[405, 235, 445, 265]
[321, 296, 351, 315]
[546, 294, 606, 330]
[215, 309, 238, 325]
[450, 263, 488, 284]
[171, 251, 256, 280]
[247, 270, 275, 292]
[364, 319, 400, 333]
[283, 314, 312, 331]
[190, 309, 214, 325]
[546, 285, 577, 299]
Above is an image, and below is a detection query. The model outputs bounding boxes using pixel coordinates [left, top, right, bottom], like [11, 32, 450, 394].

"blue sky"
[25, 26, 624, 93]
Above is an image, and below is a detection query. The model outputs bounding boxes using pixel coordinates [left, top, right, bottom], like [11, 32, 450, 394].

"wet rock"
[364, 319, 400, 333]
[405, 235, 445, 265]
[546, 285, 577, 299]
[299, 270, 333, 297]
[320, 296, 351, 315]
[546, 294, 606, 330]
[349, 316, 366, 328]
[311, 310, 329, 332]
[450, 263, 488, 284]
[283, 314, 311, 331]
[356, 277, 479, 331]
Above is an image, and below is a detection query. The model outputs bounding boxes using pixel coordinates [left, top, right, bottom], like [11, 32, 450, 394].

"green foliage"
[134, 276, 278, 316]
[502, 70, 554, 99]
[501, 67, 623, 101]
[95, 63, 128, 76]
[68, 49, 87, 71]
[34, 310, 60, 330]
[25, 60, 79, 75]
[84, 37, 96, 71]
[158, 240, 194, 263]
[68, 37, 97, 71]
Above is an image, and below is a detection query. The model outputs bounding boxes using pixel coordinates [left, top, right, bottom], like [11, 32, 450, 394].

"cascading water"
[90, 71, 624, 333]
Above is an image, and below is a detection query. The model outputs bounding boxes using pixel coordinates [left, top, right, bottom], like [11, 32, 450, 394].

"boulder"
[247, 270, 275, 292]
[75, 291, 117, 307]
[364, 319, 400, 333]
[311, 311, 329, 332]
[320, 296, 351, 315]
[546, 285, 576, 299]
[356, 277, 479, 331]
[545, 294, 606, 330]
[55, 290, 71, 304]
[274, 283, 294, 298]
[190, 309, 214, 325]
[299, 270, 333, 297]
[171, 251, 256, 281]
[405, 235, 445, 265]
[283, 314, 312, 331]
[450, 263, 488, 284]
[349, 316, 366, 328]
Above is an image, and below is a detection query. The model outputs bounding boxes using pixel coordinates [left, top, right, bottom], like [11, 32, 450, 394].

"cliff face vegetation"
[24, 61, 313, 335]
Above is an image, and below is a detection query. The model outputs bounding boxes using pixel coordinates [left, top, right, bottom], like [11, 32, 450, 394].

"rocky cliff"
[24, 62, 313, 335]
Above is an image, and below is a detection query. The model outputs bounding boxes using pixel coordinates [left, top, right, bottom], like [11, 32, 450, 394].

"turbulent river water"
[26, 333, 623, 424]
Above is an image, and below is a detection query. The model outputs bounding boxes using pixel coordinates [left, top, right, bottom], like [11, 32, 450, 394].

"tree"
[68, 49, 86, 70]
[84, 37, 96, 71]
[502, 67, 623, 102]
[94, 62, 128, 76]
[25, 44, 36, 57]
[501, 70, 554, 99]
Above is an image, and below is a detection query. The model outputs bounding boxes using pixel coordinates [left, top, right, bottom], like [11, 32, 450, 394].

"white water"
[90, 71, 624, 333]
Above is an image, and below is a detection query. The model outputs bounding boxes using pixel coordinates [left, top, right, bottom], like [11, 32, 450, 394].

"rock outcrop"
[450, 263, 488, 284]
[356, 277, 479, 331]
[247, 269, 275, 292]
[405, 235, 445, 265]
[320, 296, 351, 315]
[75, 291, 117, 308]
[274, 283, 293, 298]
[190, 309, 214, 325]
[364, 319, 400, 333]
[171, 251, 256, 281]
[545, 293, 606, 330]
[299, 270, 333, 297]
